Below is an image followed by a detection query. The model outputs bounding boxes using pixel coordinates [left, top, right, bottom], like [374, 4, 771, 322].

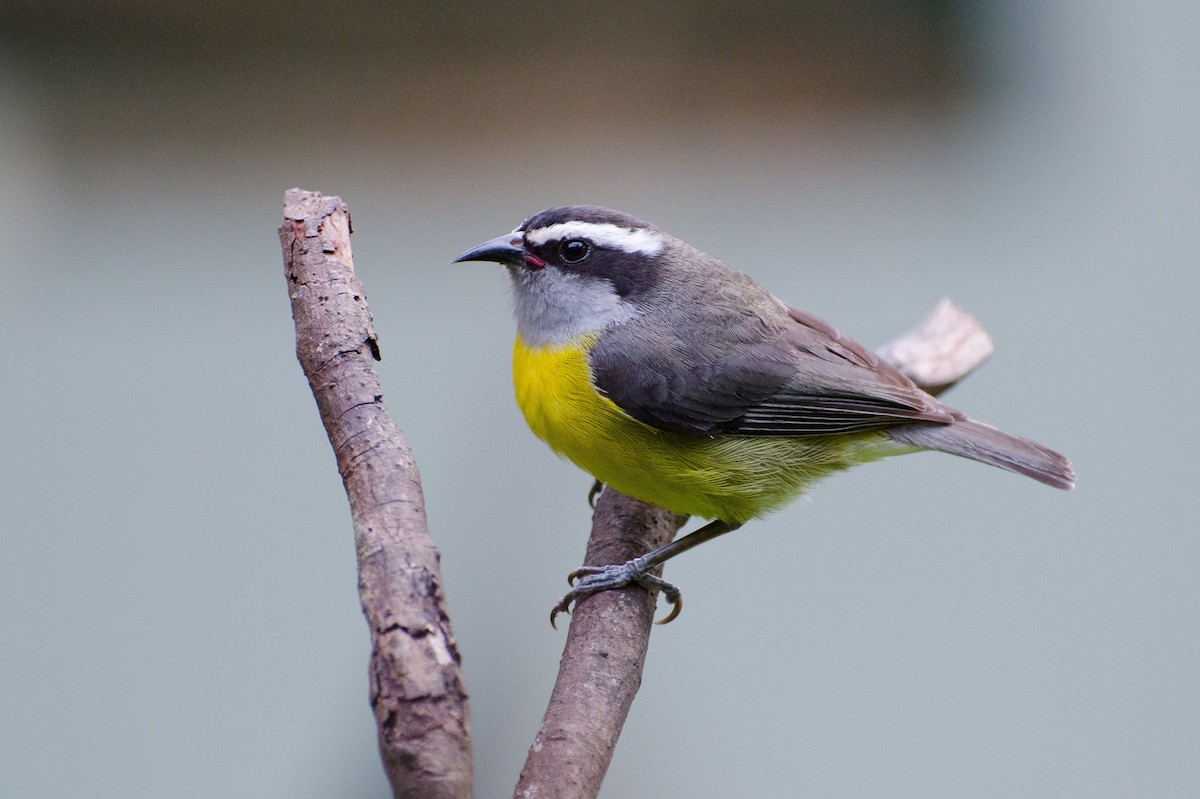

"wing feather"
[589, 297, 957, 437]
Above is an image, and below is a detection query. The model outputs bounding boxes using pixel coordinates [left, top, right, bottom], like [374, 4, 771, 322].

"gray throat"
[508, 266, 639, 347]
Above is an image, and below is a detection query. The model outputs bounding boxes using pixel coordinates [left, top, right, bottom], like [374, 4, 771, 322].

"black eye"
[560, 239, 591, 264]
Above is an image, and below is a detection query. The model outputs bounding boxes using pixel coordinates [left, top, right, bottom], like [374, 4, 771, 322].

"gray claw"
[587, 480, 605, 509]
[549, 559, 684, 628]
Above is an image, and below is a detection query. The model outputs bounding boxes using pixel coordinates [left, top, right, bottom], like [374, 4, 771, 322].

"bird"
[453, 205, 1074, 625]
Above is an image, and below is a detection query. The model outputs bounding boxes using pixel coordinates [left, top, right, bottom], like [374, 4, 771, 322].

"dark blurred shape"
[3, 0, 970, 158]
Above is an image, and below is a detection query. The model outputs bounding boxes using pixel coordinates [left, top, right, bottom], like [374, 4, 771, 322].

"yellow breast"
[512, 335, 886, 523]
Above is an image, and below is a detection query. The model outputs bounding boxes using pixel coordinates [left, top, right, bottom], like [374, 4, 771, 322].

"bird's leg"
[550, 519, 742, 628]
[587, 479, 605, 509]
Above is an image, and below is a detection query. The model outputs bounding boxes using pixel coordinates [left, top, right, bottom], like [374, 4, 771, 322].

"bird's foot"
[550, 557, 682, 629]
[587, 479, 605, 509]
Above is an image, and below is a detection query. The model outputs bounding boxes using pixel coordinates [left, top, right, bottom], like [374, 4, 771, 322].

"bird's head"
[454, 206, 674, 346]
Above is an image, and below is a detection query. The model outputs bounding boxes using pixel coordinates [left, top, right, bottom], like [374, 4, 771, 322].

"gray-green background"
[3, 2, 1197, 796]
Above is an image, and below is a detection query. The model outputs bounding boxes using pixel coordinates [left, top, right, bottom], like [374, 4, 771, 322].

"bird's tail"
[888, 418, 1075, 490]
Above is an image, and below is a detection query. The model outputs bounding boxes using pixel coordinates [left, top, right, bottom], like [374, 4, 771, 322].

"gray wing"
[589, 300, 958, 436]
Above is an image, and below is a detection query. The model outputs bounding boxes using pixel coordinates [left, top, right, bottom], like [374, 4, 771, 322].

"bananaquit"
[454, 206, 1074, 624]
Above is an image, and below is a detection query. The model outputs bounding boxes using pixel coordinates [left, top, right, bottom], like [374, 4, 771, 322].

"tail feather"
[889, 418, 1075, 490]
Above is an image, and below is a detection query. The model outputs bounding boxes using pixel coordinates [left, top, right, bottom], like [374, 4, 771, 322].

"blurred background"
[2, 1, 1197, 796]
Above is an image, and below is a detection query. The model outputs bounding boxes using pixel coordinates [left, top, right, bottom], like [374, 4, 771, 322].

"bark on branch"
[515, 298, 994, 799]
[280, 189, 471, 799]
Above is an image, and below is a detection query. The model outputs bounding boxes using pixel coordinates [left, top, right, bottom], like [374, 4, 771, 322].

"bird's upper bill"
[452, 233, 540, 268]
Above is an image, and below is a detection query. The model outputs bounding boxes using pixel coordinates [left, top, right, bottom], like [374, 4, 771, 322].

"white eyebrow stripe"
[525, 221, 665, 255]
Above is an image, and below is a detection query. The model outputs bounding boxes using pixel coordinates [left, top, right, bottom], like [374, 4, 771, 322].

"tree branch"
[515, 298, 994, 799]
[876, 297, 994, 395]
[280, 189, 471, 799]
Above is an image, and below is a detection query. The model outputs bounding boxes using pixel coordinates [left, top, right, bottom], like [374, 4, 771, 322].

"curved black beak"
[452, 233, 526, 266]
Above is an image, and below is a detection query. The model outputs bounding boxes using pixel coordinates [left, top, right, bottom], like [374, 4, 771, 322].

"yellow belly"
[512, 335, 889, 523]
